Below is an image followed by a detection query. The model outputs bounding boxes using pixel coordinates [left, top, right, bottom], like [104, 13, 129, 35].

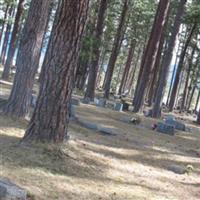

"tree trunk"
[22, 0, 89, 143]
[195, 90, 200, 112]
[38, 0, 58, 83]
[84, 0, 108, 101]
[168, 23, 196, 111]
[118, 39, 136, 95]
[103, 0, 129, 99]
[0, 5, 15, 65]
[133, 0, 170, 113]
[197, 108, 200, 124]
[146, 25, 166, 107]
[187, 86, 195, 111]
[3, 0, 51, 117]
[2, 0, 25, 80]
[166, 40, 182, 106]
[181, 46, 196, 111]
[0, 5, 9, 45]
[127, 47, 142, 94]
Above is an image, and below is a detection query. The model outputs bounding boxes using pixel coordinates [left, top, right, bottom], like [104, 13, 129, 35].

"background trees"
[0, 0, 199, 142]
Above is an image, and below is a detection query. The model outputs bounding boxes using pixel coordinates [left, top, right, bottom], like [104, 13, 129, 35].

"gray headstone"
[78, 119, 98, 130]
[114, 102, 123, 112]
[71, 98, 80, 106]
[165, 118, 186, 131]
[0, 179, 27, 200]
[120, 117, 130, 123]
[167, 164, 186, 174]
[165, 115, 175, 121]
[156, 122, 175, 136]
[97, 98, 106, 107]
[81, 97, 90, 104]
[144, 109, 153, 117]
[97, 125, 117, 136]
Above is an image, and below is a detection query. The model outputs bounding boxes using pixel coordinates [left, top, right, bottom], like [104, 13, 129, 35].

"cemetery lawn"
[0, 101, 200, 200]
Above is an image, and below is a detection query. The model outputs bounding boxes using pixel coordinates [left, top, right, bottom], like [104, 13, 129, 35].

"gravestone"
[97, 98, 106, 107]
[165, 118, 186, 131]
[167, 164, 187, 174]
[120, 117, 130, 123]
[144, 109, 153, 117]
[165, 115, 176, 121]
[81, 97, 90, 104]
[97, 125, 117, 136]
[78, 119, 98, 130]
[106, 102, 115, 109]
[0, 179, 27, 200]
[114, 102, 123, 112]
[122, 102, 129, 111]
[156, 122, 175, 136]
[71, 98, 80, 106]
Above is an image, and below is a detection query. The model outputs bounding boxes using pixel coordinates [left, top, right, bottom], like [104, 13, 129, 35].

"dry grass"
[0, 102, 200, 200]
[0, 79, 199, 199]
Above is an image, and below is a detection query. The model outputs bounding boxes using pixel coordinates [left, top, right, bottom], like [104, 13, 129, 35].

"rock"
[114, 102, 123, 112]
[156, 122, 175, 136]
[97, 125, 117, 136]
[165, 118, 186, 131]
[71, 98, 80, 106]
[97, 98, 106, 107]
[0, 179, 27, 200]
[78, 119, 98, 130]
[167, 164, 187, 174]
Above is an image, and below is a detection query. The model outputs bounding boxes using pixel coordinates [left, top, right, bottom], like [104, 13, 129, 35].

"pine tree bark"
[0, 5, 9, 45]
[197, 108, 200, 124]
[146, 26, 166, 107]
[168, 23, 196, 111]
[22, 0, 89, 143]
[0, 5, 15, 64]
[126, 46, 141, 94]
[133, 0, 170, 112]
[152, 0, 187, 117]
[103, 0, 129, 98]
[195, 90, 200, 112]
[181, 46, 196, 111]
[3, 0, 51, 117]
[118, 39, 136, 95]
[84, 0, 108, 101]
[2, 0, 25, 80]
[38, 0, 58, 83]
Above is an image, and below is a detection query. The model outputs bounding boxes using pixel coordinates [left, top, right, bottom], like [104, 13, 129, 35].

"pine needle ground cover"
[0, 98, 200, 200]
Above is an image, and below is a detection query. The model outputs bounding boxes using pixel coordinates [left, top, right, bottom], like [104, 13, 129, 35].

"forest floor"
[0, 81, 200, 200]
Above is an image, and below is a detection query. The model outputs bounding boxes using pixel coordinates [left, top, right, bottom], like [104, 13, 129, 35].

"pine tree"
[2, 0, 25, 80]
[22, 0, 89, 143]
[3, 0, 51, 117]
